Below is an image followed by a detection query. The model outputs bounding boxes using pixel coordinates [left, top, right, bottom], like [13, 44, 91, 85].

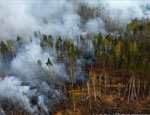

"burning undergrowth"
[0, 0, 150, 115]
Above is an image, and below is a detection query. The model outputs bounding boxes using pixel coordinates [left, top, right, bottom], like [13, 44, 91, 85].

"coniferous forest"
[0, 1, 150, 115]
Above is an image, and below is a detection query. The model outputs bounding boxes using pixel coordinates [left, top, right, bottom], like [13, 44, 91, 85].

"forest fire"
[0, 0, 150, 115]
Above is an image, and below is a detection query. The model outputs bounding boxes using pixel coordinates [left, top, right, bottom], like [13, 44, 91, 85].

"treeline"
[0, 19, 150, 80]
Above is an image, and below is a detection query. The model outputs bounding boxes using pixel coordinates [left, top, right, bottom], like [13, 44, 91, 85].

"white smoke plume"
[0, 0, 150, 114]
[0, 0, 149, 41]
[0, 76, 37, 113]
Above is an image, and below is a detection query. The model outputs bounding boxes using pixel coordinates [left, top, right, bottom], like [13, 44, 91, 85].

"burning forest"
[0, 0, 150, 115]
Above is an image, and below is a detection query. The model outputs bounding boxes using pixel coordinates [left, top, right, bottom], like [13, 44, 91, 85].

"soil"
[55, 67, 150, 115]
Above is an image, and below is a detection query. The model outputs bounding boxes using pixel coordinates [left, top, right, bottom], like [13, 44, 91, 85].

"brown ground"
[55, 68, 150, 115]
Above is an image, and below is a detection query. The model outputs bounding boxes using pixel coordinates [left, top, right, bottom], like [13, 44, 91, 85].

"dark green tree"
[46, 58, 53, 84]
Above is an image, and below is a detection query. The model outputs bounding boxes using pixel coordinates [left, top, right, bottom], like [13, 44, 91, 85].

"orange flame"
[64, 90, 72, 93]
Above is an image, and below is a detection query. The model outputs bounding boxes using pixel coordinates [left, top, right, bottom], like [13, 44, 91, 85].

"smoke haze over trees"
[0, 0, 150, 114]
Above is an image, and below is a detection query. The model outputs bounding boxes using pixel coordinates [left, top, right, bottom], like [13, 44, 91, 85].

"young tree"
[40, 42, 46, 50]
[104, 37, 111, 68]
[0, 41, 8, 62]
[66, 40, 79, 112]
[80, 35, 85, 52]
[47, 35, 53, 48]
[46, 58, 53, 84]
[7, 40, 15, 58]
[97, 32, 103, 47]
[92, 39, 98, 60]
[17, 36, 21, 46]
[37, 60, 42, 82]
[114, 40, 122, 68]
[43, 34, 47, 42]
[55, 37, 62, 61]
[63, 40, 68, 63]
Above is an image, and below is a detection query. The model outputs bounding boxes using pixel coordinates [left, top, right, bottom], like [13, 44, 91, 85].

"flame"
[64, 90, 72, 93]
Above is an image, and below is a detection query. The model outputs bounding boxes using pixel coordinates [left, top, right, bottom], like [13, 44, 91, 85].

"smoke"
[0, 76, 64, 114]
[85, 0, 150, 25]
[0, 38, 86, 114]
[0, 76, 37, 113]
[85, 17, 106, 35]
[0, 0, 37, 41]
[0, 0, 150, 40]
[0, 0, 150, 114]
